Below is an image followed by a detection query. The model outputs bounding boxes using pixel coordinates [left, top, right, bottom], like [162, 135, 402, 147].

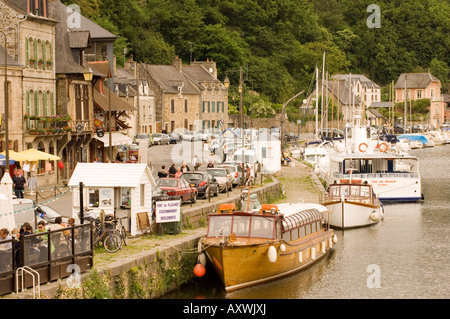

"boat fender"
[268, 246, 277, 263]
[280, 244, 286, 253]
[370, 211, 379, 222]
[358, 143, 368, 152]
[328, 237, 333, 249]
[197, 242, 202, 254]
[321, 241, 326, 254]
[298, 252, 303, 263]
[311, 247, 316, 260]
[198, 253, 207, 267]
[332, 234, 338, 244]
[193, 263, 206, 278]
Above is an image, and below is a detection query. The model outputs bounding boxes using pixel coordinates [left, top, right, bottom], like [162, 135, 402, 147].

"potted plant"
[46, 60, 52, 67]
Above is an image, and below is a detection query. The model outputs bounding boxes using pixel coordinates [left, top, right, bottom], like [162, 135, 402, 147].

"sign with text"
[156, 200, 181, 223]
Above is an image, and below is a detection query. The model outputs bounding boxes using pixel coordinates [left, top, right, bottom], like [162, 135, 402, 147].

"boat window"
[360, 186, 370, 197]
[341, 186, 349, 196]
[300, 227, 306, 238]
[208, 216, 232, 237]
[305, 225, 311, 236]
[232, 216, 250, 237]
[250, 216, 274, 239]
[350, 186, 360, 197]
[330, 185, 339, 197]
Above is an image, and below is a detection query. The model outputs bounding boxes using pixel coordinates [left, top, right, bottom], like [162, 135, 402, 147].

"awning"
[93, 86, 137, 112]
[94, 132, 133, 147]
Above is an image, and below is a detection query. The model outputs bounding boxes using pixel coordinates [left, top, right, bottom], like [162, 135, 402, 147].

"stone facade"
[1, 0, 59, 186]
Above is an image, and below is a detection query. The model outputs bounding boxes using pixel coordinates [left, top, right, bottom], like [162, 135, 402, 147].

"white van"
[12, 198, 36, 228]
[230, 148, 259, 181]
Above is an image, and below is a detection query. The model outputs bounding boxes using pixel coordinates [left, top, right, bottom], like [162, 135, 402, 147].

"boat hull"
[201, 230, 335, 292]
[324, 200, 383, 229]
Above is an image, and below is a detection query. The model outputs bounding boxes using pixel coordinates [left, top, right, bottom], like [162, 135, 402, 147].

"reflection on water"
[164, 145, 450, 299]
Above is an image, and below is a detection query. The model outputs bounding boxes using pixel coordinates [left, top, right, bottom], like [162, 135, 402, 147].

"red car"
[156, 177, 198, 204]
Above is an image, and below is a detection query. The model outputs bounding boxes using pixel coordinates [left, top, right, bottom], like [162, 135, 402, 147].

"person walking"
[12, 169, 26, 198]
[158, 165, 168, 178]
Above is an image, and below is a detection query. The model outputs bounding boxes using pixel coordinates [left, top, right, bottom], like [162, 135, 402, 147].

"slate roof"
[49, 1, 93, 74]
[140, 64, 199, 95]
[323, 80, 361, 106]
[394, 73, 441, 89]
[332, 74, 381, 89]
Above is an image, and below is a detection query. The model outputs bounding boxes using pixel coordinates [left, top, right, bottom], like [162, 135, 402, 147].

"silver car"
[218, 164, 244, 187]
[206, 168, 233, 192]
[153, 133, 170, 145]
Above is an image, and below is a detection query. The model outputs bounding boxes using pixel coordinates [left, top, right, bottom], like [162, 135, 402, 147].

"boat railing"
[333, 172, 419, 179]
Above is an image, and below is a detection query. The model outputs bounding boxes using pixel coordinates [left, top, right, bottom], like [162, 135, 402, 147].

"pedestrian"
[158, 165, 168, 178]
[12, 169, 26, 198]
[180, 162, 190, 173]
[192, 155, 201, 171]
[168, 164, 177, 177]
[175, 168, 183, 178]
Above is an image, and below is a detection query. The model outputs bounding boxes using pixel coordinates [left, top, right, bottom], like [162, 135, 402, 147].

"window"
[184, 99, 188, 112]
[232, 216, 250, 237]
[89, 189, 99, 207]
[250, 216, 274, 239]
[171, 99, 175, 113]
[202, 101, 206, 113]
[417, 90, 423, 99]
[212, 101, 215, 112]
[140, 184, 145, 206]
[208, 216, 232, 237]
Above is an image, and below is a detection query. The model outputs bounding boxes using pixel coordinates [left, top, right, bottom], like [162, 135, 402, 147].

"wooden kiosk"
[68, 163, 155, 236]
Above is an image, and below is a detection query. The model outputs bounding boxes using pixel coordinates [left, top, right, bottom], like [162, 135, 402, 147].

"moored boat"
[321, 179, 384, 229]
[199, 203, 337, 292]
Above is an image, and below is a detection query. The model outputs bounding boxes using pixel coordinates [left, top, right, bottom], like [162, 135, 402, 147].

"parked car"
[206, 168, 233, 192]
[182, 131, 196, 142]
[35, 204, 72, 224]
[153, 133, 170, 145]
[156, 178, 197, 203]
[217, 163, 244, 187]
[134, 133, 151, 147]
[169, 132, 181, 144]
[181, 171, 219, 199]
[196, 130, 210, 142]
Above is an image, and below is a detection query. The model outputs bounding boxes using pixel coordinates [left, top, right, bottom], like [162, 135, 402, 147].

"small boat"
[322, 178, 384, 229]
[199, 203, 337, 292]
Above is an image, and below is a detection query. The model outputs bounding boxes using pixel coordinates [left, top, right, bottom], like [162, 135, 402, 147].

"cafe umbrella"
[0, 172, 15, 230]
[18, 149, 61, 161]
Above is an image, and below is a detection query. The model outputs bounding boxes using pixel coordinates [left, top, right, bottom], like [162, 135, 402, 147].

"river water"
[164, 144, 450, 299]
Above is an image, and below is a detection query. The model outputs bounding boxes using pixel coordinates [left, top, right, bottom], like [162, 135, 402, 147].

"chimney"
[173, 55, 182, 72]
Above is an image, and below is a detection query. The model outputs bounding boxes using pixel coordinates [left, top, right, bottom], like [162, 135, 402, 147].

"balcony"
[24, 114, 72, 135]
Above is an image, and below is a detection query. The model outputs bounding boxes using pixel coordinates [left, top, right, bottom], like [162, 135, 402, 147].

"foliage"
[62, 0, 450, 106]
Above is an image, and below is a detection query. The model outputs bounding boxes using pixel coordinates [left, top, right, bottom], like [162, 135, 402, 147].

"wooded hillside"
[62, 0, 450, 105]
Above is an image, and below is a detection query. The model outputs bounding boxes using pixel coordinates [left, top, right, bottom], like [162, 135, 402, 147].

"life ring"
[379, 142, 388, 152]
[358, 143, 368, 152]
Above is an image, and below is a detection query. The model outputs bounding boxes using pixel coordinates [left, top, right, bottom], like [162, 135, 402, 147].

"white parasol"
[0, 172, 15, 231]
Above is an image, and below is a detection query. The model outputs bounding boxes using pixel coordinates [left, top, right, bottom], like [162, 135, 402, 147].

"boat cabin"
[328, 180, 375, 203]
[206, 204, 327, 242]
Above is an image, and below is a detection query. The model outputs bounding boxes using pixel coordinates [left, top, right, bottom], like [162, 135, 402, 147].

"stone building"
[1, 0, 59, 187]
[139, 56, 227, 133]
[395, 72, 445, 128]
[183, 59, 228, 131]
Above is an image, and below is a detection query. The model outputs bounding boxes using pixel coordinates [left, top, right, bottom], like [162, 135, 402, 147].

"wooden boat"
[199, 203, 337, 292]
[322, 179, 384, 229]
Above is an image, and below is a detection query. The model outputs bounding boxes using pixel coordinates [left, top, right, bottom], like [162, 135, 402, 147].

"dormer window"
[178, 86, 183, 99]
[28, 0, 48, 18]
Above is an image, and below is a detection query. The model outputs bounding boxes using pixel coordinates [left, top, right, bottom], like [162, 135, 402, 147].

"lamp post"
[100, 56, 113, 161]
[1, 31, 9, 171]
[280, 90, 305, 151]
[224, 67, 246, 186]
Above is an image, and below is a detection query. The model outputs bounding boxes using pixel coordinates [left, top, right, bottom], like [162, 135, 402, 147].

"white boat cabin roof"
[276, 203, 328, 232]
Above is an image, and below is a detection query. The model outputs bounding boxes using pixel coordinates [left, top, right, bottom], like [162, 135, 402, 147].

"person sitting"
[158, 165, 168, 178]
[175, 168, 183, 178]
[168, 164, 177, 177]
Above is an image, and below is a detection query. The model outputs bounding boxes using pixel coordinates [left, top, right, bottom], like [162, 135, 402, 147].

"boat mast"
[315, 66, 319, 137]
[404, 73, 407, 133]
[321, 52, 325, 137]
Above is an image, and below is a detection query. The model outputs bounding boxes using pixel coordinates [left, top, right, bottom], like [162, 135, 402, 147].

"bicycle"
[92, 217, 122, 253]
[117, 217, 128, 246]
